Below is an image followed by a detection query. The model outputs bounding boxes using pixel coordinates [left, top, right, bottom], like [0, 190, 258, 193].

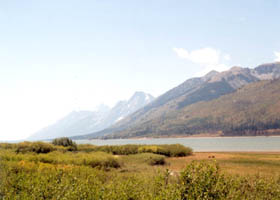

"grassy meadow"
[1, 139, 280, 199]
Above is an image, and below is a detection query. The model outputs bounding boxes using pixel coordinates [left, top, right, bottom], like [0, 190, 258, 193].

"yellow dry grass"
[165, 152, 280, 177]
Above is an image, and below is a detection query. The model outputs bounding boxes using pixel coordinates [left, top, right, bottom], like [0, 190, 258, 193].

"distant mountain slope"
[109, 78, 280, 138]
[27, 92, 154, 140]
[79, 62, 280, 139]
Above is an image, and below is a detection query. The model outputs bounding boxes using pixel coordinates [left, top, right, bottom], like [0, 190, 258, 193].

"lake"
[75, 136, 280, 152]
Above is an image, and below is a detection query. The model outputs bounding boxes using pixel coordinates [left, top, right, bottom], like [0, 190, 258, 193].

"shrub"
[34, 151, 121, 169]
[77, 144, 193, 157]
[52, 137, 77, 151]
[180, 161, 230, 199]
[0, 143, 16, 150]
[179, 161, 280, 199]
[138, 144, 192, 157]
[145, 154, 166, 166]
[138, 145, 163, 154]
[77, 144, 97, 152]
[162, 144, 193, 157]
[97, 144, 140, 155]
[86, 156, 120, 169]
[15, 141, 54, 154]
[126, 153, 166, 166]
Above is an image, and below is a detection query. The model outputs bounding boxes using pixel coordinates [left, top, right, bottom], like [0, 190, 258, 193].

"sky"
[0, 0, 280, 140]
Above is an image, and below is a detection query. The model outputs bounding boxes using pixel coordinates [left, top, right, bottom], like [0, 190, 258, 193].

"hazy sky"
[1, 0, 280, 140]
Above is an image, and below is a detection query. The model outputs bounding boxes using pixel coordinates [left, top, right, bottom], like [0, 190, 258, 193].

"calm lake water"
[75, 136, 280, 152]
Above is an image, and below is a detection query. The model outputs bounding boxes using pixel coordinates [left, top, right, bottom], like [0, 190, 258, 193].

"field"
[1, 141, 280, 199]
[166, 152, 280, 176]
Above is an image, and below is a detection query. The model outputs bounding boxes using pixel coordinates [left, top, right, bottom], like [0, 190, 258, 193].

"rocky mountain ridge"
[28, 91, 154, 140]
[77, 62, 280, 139]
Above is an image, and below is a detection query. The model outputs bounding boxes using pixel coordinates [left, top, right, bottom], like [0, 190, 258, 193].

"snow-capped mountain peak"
[27, 91, 154, 140]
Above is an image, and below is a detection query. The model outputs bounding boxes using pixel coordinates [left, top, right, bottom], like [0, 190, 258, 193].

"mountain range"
[27, 92, 154, 140]
[76, 62, 280, 139]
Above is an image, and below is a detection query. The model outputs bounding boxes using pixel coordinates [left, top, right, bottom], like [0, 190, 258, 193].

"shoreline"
[86, 134, 280, 140]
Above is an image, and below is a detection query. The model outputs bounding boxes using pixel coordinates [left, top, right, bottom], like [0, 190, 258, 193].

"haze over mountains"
[28, 92, 154, 140]
[76, 62, 280, 139]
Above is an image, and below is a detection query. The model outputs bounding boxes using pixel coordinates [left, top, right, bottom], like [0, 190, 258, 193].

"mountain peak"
[229, 66, 243, 72]
[129, 91, 154, 102]
[253, 62, 280, 80]
[131, 91, 146, 98]
[254, 62, 280, 74]
[74, 61, 280, 140]
[28, 91, 155, 140]
[93, 104, 110, 113]
[203, 70, 219, 80]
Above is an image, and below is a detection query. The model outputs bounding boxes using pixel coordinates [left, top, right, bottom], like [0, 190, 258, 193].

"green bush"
[180, 161, 229, 199]
[77, 144, 193, 157]
[36, 151, 120, 169]
[0, 150, 120, 170]
[138, 144, 192, 157]
[129, 153, 166, 166]
[96, 144, 140, 155]
[138, 145, 164, 154]
[179, 161, 280, 200]
[0, 161, 160, 200]
[145, 154, 166, 166]
[77, 144, 98, 152]
[0, 143, 17, 150]
[15, 142, 54, 154]
[77, 144, 139, 154]
[52, 137, 77, 151]
[162, 144, 193, 157]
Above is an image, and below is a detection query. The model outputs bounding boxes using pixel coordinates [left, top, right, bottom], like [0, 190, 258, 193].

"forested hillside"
[105, 78, 280, 138]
